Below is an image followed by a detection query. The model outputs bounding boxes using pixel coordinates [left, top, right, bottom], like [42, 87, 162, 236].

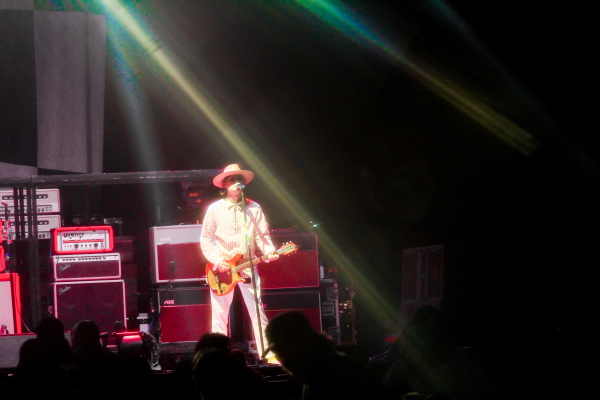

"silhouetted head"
[71, 320, 101, 350]
[18, 338, 45, 368]
[192, 348, 232, 400]
[229, 349, 248, 369]
[263, 311, 314, 355]
[195, 332, 232, 354]
[35, 317, 65, 343]
[264, 311, 334, 381]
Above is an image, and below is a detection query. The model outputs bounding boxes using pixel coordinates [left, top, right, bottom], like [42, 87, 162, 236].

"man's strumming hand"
[217, 262, 230, 273]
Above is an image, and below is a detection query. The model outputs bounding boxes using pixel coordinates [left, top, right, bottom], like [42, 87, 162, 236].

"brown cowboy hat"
[213, 164, 254, 188]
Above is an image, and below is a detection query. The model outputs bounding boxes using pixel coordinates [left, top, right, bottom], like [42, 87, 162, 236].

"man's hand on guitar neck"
[265, 251, 279, 263]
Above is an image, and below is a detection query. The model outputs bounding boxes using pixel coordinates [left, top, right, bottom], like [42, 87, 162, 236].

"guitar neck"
[232, 254, 269, 273]
[232, 248, 287, 273]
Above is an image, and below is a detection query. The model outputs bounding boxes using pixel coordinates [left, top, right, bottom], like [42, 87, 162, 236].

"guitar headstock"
[278, 241, 299, 255]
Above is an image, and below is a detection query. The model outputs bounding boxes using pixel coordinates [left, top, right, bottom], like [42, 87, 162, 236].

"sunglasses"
[223, 175, 246, 185]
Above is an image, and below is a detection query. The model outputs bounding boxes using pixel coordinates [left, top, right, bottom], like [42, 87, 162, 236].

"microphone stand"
[240, 187, 266, 361]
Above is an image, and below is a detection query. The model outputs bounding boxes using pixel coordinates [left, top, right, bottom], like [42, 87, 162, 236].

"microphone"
[169, 261, 177, 280]
[234, 182, 246, 190]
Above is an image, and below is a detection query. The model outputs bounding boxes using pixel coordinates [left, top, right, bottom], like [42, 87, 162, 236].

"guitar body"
[206, 254, 245, 296]
[205, 242, 299, 296]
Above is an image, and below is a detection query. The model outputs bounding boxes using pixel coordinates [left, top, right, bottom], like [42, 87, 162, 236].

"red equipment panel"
[0, 273, 22, 335]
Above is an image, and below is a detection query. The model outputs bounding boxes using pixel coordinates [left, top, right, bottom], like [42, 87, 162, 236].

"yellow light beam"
[102, 0, 406, 327]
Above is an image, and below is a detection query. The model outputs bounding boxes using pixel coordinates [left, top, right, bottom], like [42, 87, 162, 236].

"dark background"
[31, 0, 595, 364]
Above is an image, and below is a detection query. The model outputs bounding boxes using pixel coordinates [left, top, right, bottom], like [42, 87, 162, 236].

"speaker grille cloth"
[160, 304, 211, 343]
[260, 251, 318, 289]
[156, 243, 207, 281]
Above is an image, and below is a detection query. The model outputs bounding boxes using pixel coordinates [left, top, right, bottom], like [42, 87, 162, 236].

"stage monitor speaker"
[150, 225, 208, 284]
[0, 273, 22, 335]
[51, 280, 126, 334]
[0, 333, 35, 369]
[261, 290, 322, 332]
[157, 286, 211, 343]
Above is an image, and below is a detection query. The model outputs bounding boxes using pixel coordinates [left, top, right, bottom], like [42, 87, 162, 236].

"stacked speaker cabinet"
[49, 226, 126, 334]
[238, 231, 345, 346]
[262, 231, 341, 344]
[149, 227, 342, 346]
[156, 286, 212, 343]
[150, 225, 211, 343]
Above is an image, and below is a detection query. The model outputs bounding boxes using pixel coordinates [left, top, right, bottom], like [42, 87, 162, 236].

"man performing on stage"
[200, 164, 278, 360]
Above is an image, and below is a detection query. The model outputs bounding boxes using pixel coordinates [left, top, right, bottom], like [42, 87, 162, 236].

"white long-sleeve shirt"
[200, 198, 275, 277]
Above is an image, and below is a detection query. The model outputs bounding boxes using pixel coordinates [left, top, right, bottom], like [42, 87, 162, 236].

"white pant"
[210, 272, 269, 357]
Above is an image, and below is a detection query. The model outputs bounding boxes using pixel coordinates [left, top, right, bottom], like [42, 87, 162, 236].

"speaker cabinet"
[0, 273, 21, 335]
[150, 225, 208, 284]
[259, 251, 319, 289]
[261, 232, 319, 289]
[261, 290, 322, 332]
[157, 287, 212, 343]
[51, 280, 126, 334]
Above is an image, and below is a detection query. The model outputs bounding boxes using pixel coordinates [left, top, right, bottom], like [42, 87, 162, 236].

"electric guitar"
[206, 242, 299, 296]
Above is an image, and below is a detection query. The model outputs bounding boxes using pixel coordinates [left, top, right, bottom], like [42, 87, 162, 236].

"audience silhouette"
[263, 310, 385, 400]
[0, 310, 565, 400]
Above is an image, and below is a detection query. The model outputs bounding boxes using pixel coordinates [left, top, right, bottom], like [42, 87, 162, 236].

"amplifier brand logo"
[58, 264, 71, 273]
[58, 286, 71, 295]
[163, 300, 175, 305]
[62, 232, 86, 239]
[160, 238, 171, 242]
